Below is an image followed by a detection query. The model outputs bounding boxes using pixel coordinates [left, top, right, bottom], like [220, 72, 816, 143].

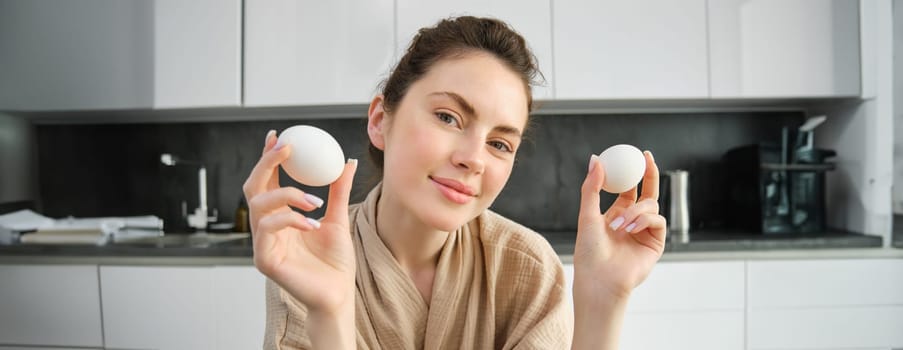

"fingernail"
[625, 222, 637, 233]
[304, 193, 324, 208]
[588, 154, 599, 173]
[306, 217, 321, 229]
[610, 216, 625, 230]
[347, 158, 358, 165]
[645, 150, 654, 161]
[265, 130, 276, 143]
[273, 141, 286, 151]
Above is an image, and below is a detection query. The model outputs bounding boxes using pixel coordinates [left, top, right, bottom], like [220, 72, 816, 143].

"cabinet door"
[552, 0, 709, 99]
[709, 0, 861, 98]
[0, 0, 154, 111]
[747, 259, 903, 349]
[563, 261, 745, 350]
[0, 0, 241, 111]
[100, 266, 215, 350]
[213, 266, 267, 350]
[0, 265, 103, 347]
[244, 0, 394, 106]
[153, 0, 242, 108]
[396, 0, 554, 99]
[621, 311, 744, 350]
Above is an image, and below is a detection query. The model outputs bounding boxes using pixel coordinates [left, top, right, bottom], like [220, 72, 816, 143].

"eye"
[435, 112, 460, 127]
[488, 140, 513, 153]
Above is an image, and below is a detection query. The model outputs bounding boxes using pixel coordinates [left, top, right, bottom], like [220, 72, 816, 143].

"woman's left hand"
[573, 151, 667, 303]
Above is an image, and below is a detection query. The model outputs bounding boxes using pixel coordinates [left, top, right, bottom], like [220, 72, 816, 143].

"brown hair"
[368, 16, 542, 171]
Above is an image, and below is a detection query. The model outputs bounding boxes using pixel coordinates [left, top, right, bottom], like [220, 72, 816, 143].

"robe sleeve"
[263, 278, 312, 350]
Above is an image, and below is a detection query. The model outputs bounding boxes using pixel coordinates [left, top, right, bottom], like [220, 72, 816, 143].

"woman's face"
[369, 52, 529, 232]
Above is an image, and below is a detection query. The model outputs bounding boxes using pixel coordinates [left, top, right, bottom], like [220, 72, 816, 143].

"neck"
[375, 189, 448, 271]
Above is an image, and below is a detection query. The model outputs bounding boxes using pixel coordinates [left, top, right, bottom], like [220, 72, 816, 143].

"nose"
[451, 135, 486, 174]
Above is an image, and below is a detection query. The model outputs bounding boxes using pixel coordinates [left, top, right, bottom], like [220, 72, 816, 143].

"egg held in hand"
[597, 144, 646, 194]
[276, 125, 345, 187]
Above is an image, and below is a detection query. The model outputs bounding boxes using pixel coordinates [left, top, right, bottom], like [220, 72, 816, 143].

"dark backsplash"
[36, 111, 804, 232]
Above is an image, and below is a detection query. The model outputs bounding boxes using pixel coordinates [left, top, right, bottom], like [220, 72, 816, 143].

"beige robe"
[264, 185, 573, 349]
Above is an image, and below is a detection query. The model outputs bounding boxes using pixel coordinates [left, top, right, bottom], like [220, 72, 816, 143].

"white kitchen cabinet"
[100, 266, 216, 350]
[0, 347, 101, 350]
[152, 0, 242, 109]
[552, 0, 709, 99]
[563, 261, 745, 350]
[244, 0, 394, 106]
[0, 0, 241, 111]
[99, 265, 266, 350]
[708, 0, 861, 98]
[747, 259, 903, 349]
[396, 0, 554, 100]
[213, 266, 267, 350]
[0, 265, 103, 348]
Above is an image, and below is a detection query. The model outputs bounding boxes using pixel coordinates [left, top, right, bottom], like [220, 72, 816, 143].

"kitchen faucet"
[160, 153, 217, 231]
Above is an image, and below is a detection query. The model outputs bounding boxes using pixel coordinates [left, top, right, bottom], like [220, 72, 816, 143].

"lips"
[430, 176, 477, 204]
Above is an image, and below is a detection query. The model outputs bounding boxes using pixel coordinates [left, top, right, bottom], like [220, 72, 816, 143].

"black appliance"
[723, 137, 836, 234]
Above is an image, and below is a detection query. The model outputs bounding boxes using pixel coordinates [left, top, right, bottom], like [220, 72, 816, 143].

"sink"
[113, 232, 250, 247]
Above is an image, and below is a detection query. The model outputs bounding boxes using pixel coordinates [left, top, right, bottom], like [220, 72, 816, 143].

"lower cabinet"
[100, 266, 216, 350]
[99, 265, 266, 350]
[564, 261, 745, 350]
[565, 259, 903, 350]
[3, 259, 901, 349]
[0, 265, 103, 348]
[746, 259, 903, 350]
[0, 347, 102, 350]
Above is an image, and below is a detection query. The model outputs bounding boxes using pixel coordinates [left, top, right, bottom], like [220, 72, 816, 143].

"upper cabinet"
[395, 0, 554, 100]
[153, 0, 242, 109]
[243, 0, 394, 107]
[0, 0, 241, 111]
[0, 0, 863, 113]
[552, 0, 709, 99]
[708, 0, 861, 98]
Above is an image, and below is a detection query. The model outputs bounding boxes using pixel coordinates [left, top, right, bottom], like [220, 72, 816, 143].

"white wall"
[813, 0, 894, 244]
[0, 113, 36, 204]
[893, 0, 903, 214]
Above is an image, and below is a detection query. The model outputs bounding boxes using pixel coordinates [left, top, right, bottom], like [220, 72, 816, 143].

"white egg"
[597, 144, 646, 194]
[276, 125, 345, 187]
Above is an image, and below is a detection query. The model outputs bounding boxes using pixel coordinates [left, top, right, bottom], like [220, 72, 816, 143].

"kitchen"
[1, 0, 902, 349]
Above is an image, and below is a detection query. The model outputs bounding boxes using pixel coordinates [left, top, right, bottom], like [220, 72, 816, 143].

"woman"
[243, 16, 666, 349]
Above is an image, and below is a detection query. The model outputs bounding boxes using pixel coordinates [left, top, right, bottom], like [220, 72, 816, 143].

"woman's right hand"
[242, 130, 358, 315]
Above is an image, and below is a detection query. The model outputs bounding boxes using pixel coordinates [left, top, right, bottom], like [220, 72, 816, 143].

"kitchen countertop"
[0, 230, 897, 265]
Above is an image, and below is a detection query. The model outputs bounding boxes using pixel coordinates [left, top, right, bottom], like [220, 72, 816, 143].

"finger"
[243, 144, 292, 199]
[256, 210, 318, 237]
[248, 187, 325, 215]
[608, 198, 660, 232]
[638, 151, 660, 201]
[578, 154, 606, 226]
[324, 159, 359, 223]
[623, 212, 666, 235]
[631, 215, 668, 253]
[611, 185, 638, 210]
[262, 130, 282, 190]
[261, 130, 277, 155]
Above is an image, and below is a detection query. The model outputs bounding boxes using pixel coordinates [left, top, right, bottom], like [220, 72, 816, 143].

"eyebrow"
[428, 91, 523, 138]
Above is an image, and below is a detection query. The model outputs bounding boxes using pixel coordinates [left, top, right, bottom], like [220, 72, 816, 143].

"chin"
[420, 208, 476, 232]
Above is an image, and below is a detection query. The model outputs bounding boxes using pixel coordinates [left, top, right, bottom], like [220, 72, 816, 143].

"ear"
[367, 95, 388, 151]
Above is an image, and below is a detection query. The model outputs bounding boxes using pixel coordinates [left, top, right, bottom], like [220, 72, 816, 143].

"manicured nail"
[645, 150, 654, 161]
[588, 154, 599, 173]
[625, 222, 637, 233]
[347, 158, 358, 165]
[304, 193, 324, 208]
[265, 130, 275, 143]
[610, 216, 625, 230]
[306, 217, 321, 229]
